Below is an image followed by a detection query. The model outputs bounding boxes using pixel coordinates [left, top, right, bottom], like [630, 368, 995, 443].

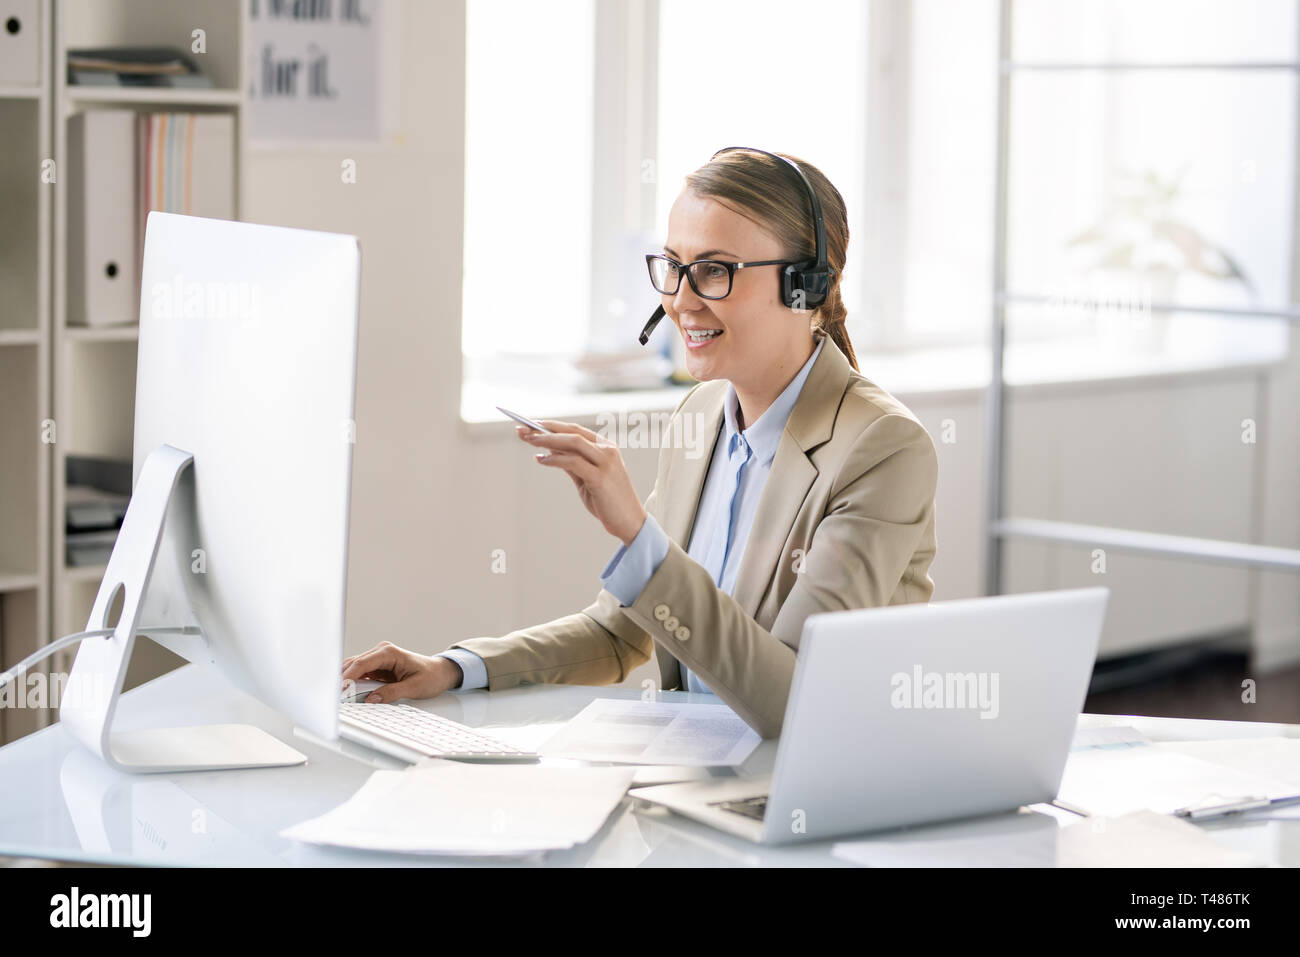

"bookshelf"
[39, 0, 249, 729]
[0, 0, 50, 746]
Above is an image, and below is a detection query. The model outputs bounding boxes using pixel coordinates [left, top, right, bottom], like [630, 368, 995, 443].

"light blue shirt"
[439, 337, 825, 693]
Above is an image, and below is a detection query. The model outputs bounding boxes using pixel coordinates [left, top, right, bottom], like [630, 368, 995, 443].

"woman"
[342, 147, 938, 738]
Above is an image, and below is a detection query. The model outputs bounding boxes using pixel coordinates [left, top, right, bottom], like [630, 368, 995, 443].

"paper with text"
[1057, 745, 1297, 817]
[538, 698, 762, 766]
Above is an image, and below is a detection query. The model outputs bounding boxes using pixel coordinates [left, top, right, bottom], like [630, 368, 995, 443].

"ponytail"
[813, 283, 858, 372]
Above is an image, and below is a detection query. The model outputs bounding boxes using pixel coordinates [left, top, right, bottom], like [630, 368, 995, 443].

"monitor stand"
[60, 444, 308, 773]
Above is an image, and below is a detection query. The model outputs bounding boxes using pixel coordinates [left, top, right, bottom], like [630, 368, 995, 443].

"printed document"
[282, 760, 635, 856]
[538, 698, 762, 766]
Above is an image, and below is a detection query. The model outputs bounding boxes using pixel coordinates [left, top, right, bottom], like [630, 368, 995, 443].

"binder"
[0, 0, 39, 87]
[136, 113, 234, 235]
[67, 110, 138, 326]
[133, 113, 235, 319]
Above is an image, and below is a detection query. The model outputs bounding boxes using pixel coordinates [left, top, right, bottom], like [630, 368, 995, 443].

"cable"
[0, 625, 202, 690]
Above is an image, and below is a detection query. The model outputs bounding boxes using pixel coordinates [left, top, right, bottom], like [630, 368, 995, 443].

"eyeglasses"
[645, 253, 795, 301]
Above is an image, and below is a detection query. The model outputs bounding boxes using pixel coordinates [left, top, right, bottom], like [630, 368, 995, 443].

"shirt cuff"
[436, 648, 489, 690]
[600, 513, 671, 606]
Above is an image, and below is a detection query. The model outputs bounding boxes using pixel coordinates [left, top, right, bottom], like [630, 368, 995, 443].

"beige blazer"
[451, 334, 938, 738]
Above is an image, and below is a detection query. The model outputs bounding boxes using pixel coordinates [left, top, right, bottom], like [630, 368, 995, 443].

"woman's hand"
[518, 421, 648, 545]
[340, 642, 463, 703]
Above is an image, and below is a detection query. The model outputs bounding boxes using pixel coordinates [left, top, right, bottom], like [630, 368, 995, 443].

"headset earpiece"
[782, 261, 833, 312]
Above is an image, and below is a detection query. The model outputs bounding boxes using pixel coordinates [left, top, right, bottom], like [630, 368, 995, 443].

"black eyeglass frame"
[645, 253, 797, 301]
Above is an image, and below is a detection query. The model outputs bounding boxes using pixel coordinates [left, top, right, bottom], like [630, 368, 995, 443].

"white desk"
[1, 664, 1296, 867]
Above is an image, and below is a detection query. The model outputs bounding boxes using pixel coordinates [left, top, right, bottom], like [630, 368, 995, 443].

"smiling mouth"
[685, 328, 723, 342]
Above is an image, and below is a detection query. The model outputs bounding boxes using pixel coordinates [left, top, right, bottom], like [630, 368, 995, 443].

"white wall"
[246, 0, 1300, 680]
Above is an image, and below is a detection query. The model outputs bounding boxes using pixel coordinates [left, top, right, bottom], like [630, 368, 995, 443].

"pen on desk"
[1174, 793, 1300, 821]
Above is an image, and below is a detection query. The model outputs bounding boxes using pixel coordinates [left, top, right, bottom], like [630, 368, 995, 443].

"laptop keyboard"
[709, 795, 768, 821]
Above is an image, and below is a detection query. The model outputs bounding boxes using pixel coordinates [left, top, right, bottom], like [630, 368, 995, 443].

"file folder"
[0, 1, 39, 87]
[67, 110, 138, 326]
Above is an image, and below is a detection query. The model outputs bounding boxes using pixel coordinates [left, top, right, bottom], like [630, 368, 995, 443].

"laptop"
[628, 587, 1109, 845]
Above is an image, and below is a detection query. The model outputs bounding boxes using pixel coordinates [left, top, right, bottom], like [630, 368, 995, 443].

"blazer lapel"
[660, 397, 723, 547]
[730, 336, 851, 617]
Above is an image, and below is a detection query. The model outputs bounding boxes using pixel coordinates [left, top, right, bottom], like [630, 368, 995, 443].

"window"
[463, 0, 594, 358]
[1004, 0, 1297, 361]
[462, 0, 1294, 395]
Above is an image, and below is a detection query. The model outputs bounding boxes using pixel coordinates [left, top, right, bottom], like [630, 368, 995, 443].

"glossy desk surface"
[1, 664, 1296, 867]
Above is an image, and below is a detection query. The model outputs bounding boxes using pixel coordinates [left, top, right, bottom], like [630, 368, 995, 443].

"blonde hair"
[684, 149, 857, 371]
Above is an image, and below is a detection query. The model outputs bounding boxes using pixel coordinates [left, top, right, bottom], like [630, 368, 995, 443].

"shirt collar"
[722, 336, 826, 466]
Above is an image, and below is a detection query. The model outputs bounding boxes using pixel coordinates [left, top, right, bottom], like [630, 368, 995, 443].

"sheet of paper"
[1157, 737, 1300, 790]
[1057, 745, 1297, 817]
[281, 760, 635, 856]
[1070, 725, 1150, 751]
[1056, 811, 1267, 867]
[537, 698, 762, 766]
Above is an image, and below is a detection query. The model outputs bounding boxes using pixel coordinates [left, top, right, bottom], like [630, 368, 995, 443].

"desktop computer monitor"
[60, 212, 361, 773]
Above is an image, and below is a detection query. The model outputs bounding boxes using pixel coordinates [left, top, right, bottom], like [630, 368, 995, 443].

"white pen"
[496, 405, 553, 434]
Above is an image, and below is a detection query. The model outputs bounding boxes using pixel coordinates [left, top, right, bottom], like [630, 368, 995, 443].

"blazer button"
[654, 603, 671, 621]
[663, 616, 679, 632]
[675, 626, 691, 642]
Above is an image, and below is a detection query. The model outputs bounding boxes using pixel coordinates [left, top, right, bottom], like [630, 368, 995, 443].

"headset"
[639, 146, 835, 345]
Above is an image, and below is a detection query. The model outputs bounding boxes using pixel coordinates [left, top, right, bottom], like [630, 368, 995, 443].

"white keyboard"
[338, 702, 537, 762]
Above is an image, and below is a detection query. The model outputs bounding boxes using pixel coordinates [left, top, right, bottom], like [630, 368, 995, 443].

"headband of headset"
[710, 146, 830, 284]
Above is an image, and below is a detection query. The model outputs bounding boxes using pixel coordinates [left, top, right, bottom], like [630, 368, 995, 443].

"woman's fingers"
[535, 449, 599, 485]
[523, 429, 607, 467]
[339, 644, 451, 702]
[537, 419, 604, 443]
[363, 676, 422, 704]
[341, 643, 403, 681]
